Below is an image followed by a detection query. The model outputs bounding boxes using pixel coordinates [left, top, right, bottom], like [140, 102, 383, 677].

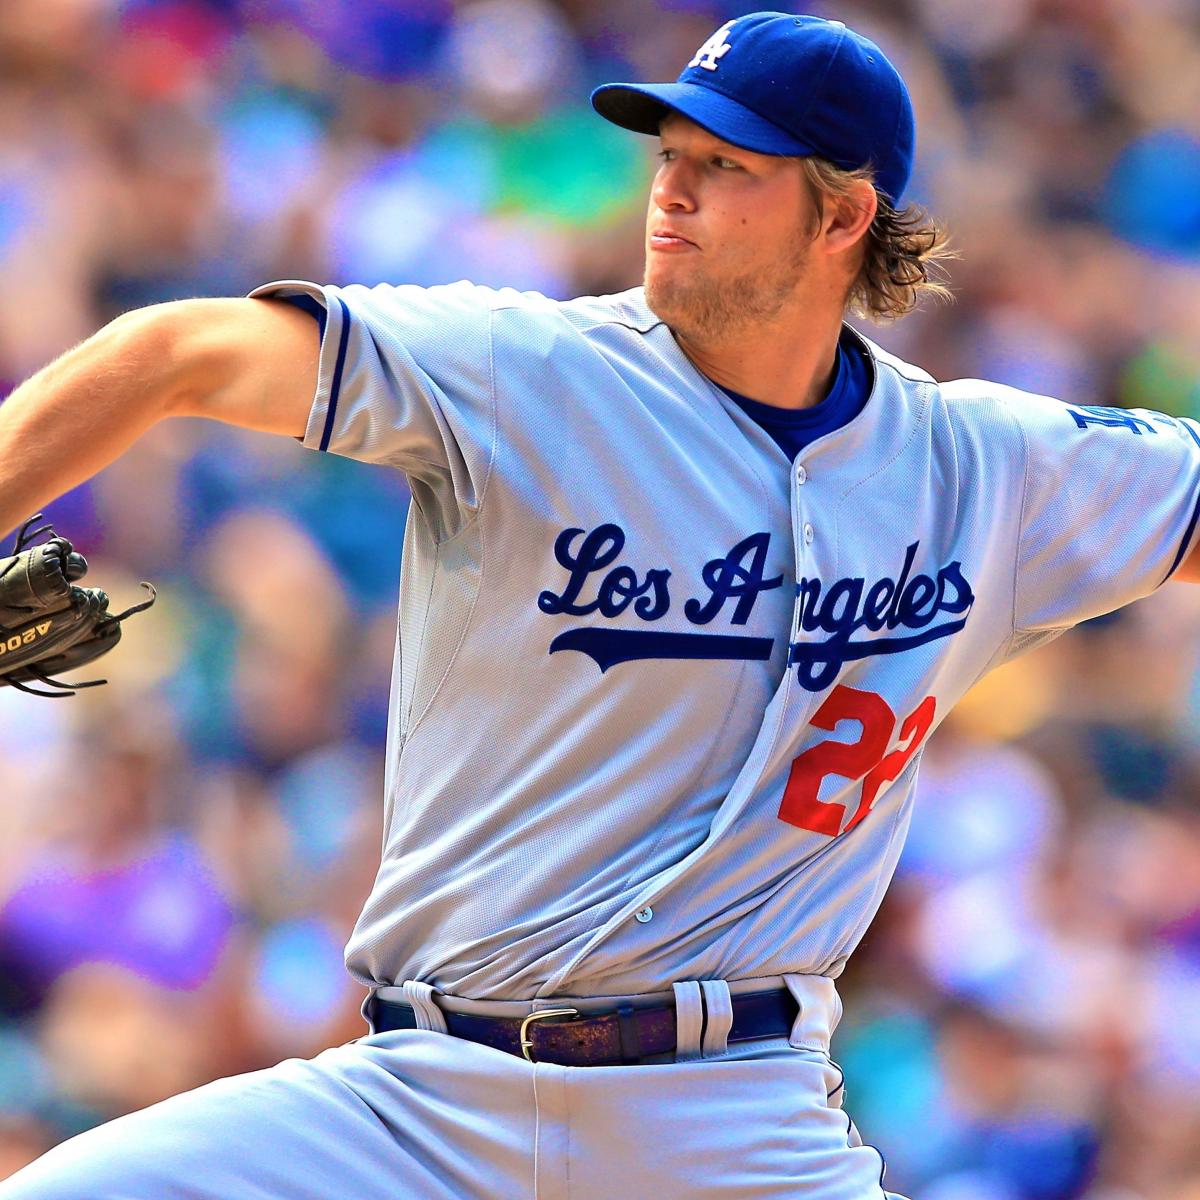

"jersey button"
[803, 523, 814, 544]
[796, 465, 807, 484]
[634, 906, 654, 924]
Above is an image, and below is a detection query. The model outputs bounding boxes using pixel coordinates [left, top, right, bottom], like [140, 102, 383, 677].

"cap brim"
[590, 81, 816, 158]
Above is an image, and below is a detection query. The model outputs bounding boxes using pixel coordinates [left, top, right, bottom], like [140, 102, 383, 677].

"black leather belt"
[367, 988, 798, 1066]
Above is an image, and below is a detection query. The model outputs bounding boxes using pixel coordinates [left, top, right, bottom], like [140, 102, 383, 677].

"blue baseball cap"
[591, 12, 915, 203]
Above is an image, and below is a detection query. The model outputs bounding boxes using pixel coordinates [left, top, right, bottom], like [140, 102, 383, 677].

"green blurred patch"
[1119, 340, 1200, 420]
[433, 107, 651, 229]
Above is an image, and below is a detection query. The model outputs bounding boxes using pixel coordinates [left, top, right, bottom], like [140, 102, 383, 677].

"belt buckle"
[519, 1007, 580, 1063]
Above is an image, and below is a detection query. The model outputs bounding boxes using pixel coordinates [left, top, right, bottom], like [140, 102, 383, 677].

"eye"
[656, 148, 676, 162]
[713, 156, 740, 170]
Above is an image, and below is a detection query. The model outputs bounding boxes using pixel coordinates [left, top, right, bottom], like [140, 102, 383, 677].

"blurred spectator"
[0, 729, 235, 1014]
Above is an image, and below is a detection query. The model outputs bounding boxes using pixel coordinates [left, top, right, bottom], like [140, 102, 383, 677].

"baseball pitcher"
[2, 13, 1198, 1199]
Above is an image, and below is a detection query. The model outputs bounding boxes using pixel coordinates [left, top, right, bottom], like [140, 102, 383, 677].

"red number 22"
[777, 686, 936, 837]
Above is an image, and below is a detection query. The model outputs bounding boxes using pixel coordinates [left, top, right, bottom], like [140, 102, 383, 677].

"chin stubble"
[645, 242, 811, 343]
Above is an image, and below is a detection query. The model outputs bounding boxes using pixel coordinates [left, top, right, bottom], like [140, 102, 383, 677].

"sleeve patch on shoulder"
[1065, 405, 1170, 435]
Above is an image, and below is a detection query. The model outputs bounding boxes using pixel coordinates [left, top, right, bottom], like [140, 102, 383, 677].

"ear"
[819, 180, 878, 256]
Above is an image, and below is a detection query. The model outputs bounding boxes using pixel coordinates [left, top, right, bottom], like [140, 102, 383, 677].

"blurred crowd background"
[1, 0, 1199, 1196]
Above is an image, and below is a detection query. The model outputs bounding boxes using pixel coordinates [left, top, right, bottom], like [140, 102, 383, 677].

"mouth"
[649, 229, 698, 251]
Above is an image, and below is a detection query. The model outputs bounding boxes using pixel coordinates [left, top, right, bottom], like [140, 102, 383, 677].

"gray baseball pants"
[0, 975, 907, 1199]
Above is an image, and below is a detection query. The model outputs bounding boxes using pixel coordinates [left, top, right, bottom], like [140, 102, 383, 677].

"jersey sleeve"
[1006, 391, 1200, 632]
[249, 278, 497, 513]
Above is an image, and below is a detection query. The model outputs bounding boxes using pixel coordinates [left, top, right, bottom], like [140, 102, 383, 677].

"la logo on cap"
[689, 20, 736, 72]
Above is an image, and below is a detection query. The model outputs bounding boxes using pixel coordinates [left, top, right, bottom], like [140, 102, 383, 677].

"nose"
[651, 157, 697, 214]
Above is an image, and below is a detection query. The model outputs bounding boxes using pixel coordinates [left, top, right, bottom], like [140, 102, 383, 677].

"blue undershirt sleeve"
[276, 292, 327, 343]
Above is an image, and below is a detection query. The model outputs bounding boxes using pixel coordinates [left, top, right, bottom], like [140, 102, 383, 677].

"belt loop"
[700, 980, 732, 1058]
[400, 980, 448, 1033]
[672, 981, 703, 1061]
[783, 974, 839, 1051]
[616, 1002, 641, 1063]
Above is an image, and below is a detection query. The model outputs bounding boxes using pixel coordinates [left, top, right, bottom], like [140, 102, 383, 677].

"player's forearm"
[0, 306, 185, 539]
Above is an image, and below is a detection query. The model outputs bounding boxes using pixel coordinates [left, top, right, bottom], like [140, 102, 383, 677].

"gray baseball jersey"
[250, 278, 1200, 1002]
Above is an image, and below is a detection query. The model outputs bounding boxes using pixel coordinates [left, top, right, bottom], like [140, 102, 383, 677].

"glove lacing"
[1, 514, 157, 698]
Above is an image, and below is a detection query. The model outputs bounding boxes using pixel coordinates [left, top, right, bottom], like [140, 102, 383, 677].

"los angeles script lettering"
[538, 523, 976, 686]
[537, 523, 783, 625]
[789, 541, 975, 690]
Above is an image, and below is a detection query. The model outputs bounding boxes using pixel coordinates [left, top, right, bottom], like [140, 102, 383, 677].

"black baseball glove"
[0, 514, 155, 697]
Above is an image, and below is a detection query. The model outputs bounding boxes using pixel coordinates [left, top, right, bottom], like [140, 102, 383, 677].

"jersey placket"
[533, 347, 895, 996]
[538, 454, 832, 999]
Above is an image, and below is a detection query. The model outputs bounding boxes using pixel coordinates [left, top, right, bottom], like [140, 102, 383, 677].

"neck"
[671, 300, 846, 411]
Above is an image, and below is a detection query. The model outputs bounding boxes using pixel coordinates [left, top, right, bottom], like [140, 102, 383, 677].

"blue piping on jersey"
[1163, 418, 1200, 582]
[320, 297, 352, 453]
[548, 628, 774, 672]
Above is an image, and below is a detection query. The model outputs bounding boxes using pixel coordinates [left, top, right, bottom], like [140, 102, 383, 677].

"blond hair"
[799, 157, 955, 322]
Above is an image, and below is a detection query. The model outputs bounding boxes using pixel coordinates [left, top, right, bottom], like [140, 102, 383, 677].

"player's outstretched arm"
[0, 297, 318, 538]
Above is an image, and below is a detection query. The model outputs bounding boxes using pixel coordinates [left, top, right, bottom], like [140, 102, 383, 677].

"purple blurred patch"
[244, 0, 454, 81]
[0, 832, 235, 996]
